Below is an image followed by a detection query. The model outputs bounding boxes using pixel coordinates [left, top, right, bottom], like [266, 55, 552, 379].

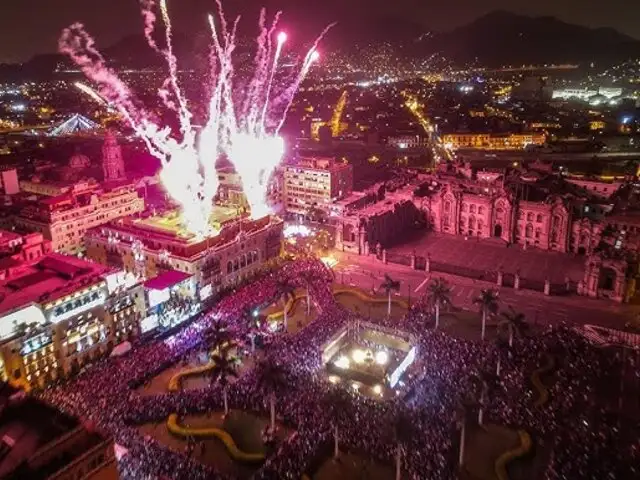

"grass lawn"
[312, 452, 397, 480]
[438, 310, 501, 342]
[139, 410, 290, 480]
[334, 289, 409, 322]
[462, 423, 521, 480]
[261, 292, 319, 334]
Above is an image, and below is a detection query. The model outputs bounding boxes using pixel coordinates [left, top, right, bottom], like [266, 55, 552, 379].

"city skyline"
[1, 0, 640, 63]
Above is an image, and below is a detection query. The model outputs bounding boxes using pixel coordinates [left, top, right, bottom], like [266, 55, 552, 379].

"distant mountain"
[11, 10, 640, 77]
[422, 10, 640, 66]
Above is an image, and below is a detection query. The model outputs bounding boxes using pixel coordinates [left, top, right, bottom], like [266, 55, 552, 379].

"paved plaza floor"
[391, 232, 586, 284]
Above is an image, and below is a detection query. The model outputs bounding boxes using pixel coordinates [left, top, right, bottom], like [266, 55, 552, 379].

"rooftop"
[144, 270, 193, 291]
[0, 383, 111, 480]
[0, 252, 110, 316]
[90, 211, 281, 260]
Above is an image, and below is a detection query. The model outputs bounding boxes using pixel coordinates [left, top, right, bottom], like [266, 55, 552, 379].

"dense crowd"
[39, 258, 638, 479]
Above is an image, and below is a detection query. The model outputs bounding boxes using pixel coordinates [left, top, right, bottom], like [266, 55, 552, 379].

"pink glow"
[60, 1, 333, 233]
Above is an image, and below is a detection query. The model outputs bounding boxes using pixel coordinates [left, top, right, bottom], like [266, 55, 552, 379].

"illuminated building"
[552, 86, 624, 101]
[284, 157, 353, 215]
[0, 250, 143, 390]
[387, 134, 429, 149]
[0, 385, 118, 479]
[13, 182, 144, 254]
[85, 211, 283, 294]
[441, 133, 545, 151]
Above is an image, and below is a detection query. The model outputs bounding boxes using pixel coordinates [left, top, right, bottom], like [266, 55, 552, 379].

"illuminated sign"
[50, 291, 106, 323]
[200, 284, 213, 301]
[0, 305, 47, 340]
[141, 314, 159, 333]
[389, 346, 416, 388]
[147, 288, 171, 309]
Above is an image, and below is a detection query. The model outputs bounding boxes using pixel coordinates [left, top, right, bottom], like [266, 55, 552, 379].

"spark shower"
[60, 0, 331, 235]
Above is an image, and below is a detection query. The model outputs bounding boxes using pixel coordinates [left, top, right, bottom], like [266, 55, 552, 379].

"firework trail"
[60, 0, 332, 234]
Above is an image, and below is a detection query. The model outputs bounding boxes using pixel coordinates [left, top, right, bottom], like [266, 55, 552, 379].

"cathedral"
[102, 130, 126, 182]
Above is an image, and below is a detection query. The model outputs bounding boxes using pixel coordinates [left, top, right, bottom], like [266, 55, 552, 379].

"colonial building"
[102, 130, 126, 182]
[0, 249, 143, 390]
[85, 213, 283, 295]
[12, 182, 144, 254]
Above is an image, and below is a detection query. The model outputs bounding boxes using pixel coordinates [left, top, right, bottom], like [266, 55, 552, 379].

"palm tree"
[256, 359, 288, 432]
[471, 370, 500, 426]
[299, 270, 317, 316]
[426, 277, 451, 329]
[209, 344, 239, 416]
[499, 306, 528, 347]
[455, 400, 472, 468]
[240, 306, 261, 353]
[392, 407, 414, 480]
[204, 321, 234, 354]
[494, 337, 511, 377]
[321, 386, 352, 459]
[473, 289, 499, 341]
[276, 278, 296, 333]
[380, 274, 401, 317]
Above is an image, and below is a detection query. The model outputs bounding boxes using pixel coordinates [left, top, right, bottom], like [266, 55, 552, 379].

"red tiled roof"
[144, 270, 192, 291]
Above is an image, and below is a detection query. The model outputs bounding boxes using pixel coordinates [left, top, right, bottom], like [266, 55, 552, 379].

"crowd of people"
[39, 258, 638, 479]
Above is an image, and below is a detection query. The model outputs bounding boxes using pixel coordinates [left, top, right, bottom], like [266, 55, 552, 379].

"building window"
[227, 261, 232, 274]
[478, 206, 484, 215]
[525, 224, 533, 238]
[461, 203, 467, 212]
[536, 214, 543, 223]
[470, 205, 476, 214]
[526, 213, 534, 222]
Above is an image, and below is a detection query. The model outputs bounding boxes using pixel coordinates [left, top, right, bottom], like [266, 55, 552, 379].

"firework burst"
[60, 0, 332, 235]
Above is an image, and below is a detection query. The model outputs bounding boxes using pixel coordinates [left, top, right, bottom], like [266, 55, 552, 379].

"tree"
[209, 344, 239, 416]
[471, 370, 500, 426]
[299, 270, 317, 317]
[499, 306, 528, 347]
[493, 337, 511, 377]
[204, 321, 234, 354]
[473, 289, 499, 341]
[321, 386, 352, 459]
[426, 277, 451, 329]
[380, 274, 401, 317]
[240, 306, 260, 352]
[256, 359, 288, 432]
[455, 400, 473, 468]
[275, 278, 296, 333]
[391, 407, 414, 480]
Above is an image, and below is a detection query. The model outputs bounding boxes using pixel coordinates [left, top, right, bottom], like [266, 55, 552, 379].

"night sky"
[1, 0, 639, 63]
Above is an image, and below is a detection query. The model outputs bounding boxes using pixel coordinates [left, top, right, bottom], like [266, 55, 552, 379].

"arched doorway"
[493, 224, 503, 238]
[577, 246, 586, 256]
[598, 267, 616, 291]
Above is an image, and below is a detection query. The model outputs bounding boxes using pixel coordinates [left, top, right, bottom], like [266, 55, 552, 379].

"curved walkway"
[166, 413, 266, 463]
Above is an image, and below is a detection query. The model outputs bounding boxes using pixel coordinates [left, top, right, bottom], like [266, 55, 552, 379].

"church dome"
[69, 153, 91, 169]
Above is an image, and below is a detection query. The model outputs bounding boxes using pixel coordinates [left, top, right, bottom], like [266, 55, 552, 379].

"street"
[332, 250, 636, 330]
